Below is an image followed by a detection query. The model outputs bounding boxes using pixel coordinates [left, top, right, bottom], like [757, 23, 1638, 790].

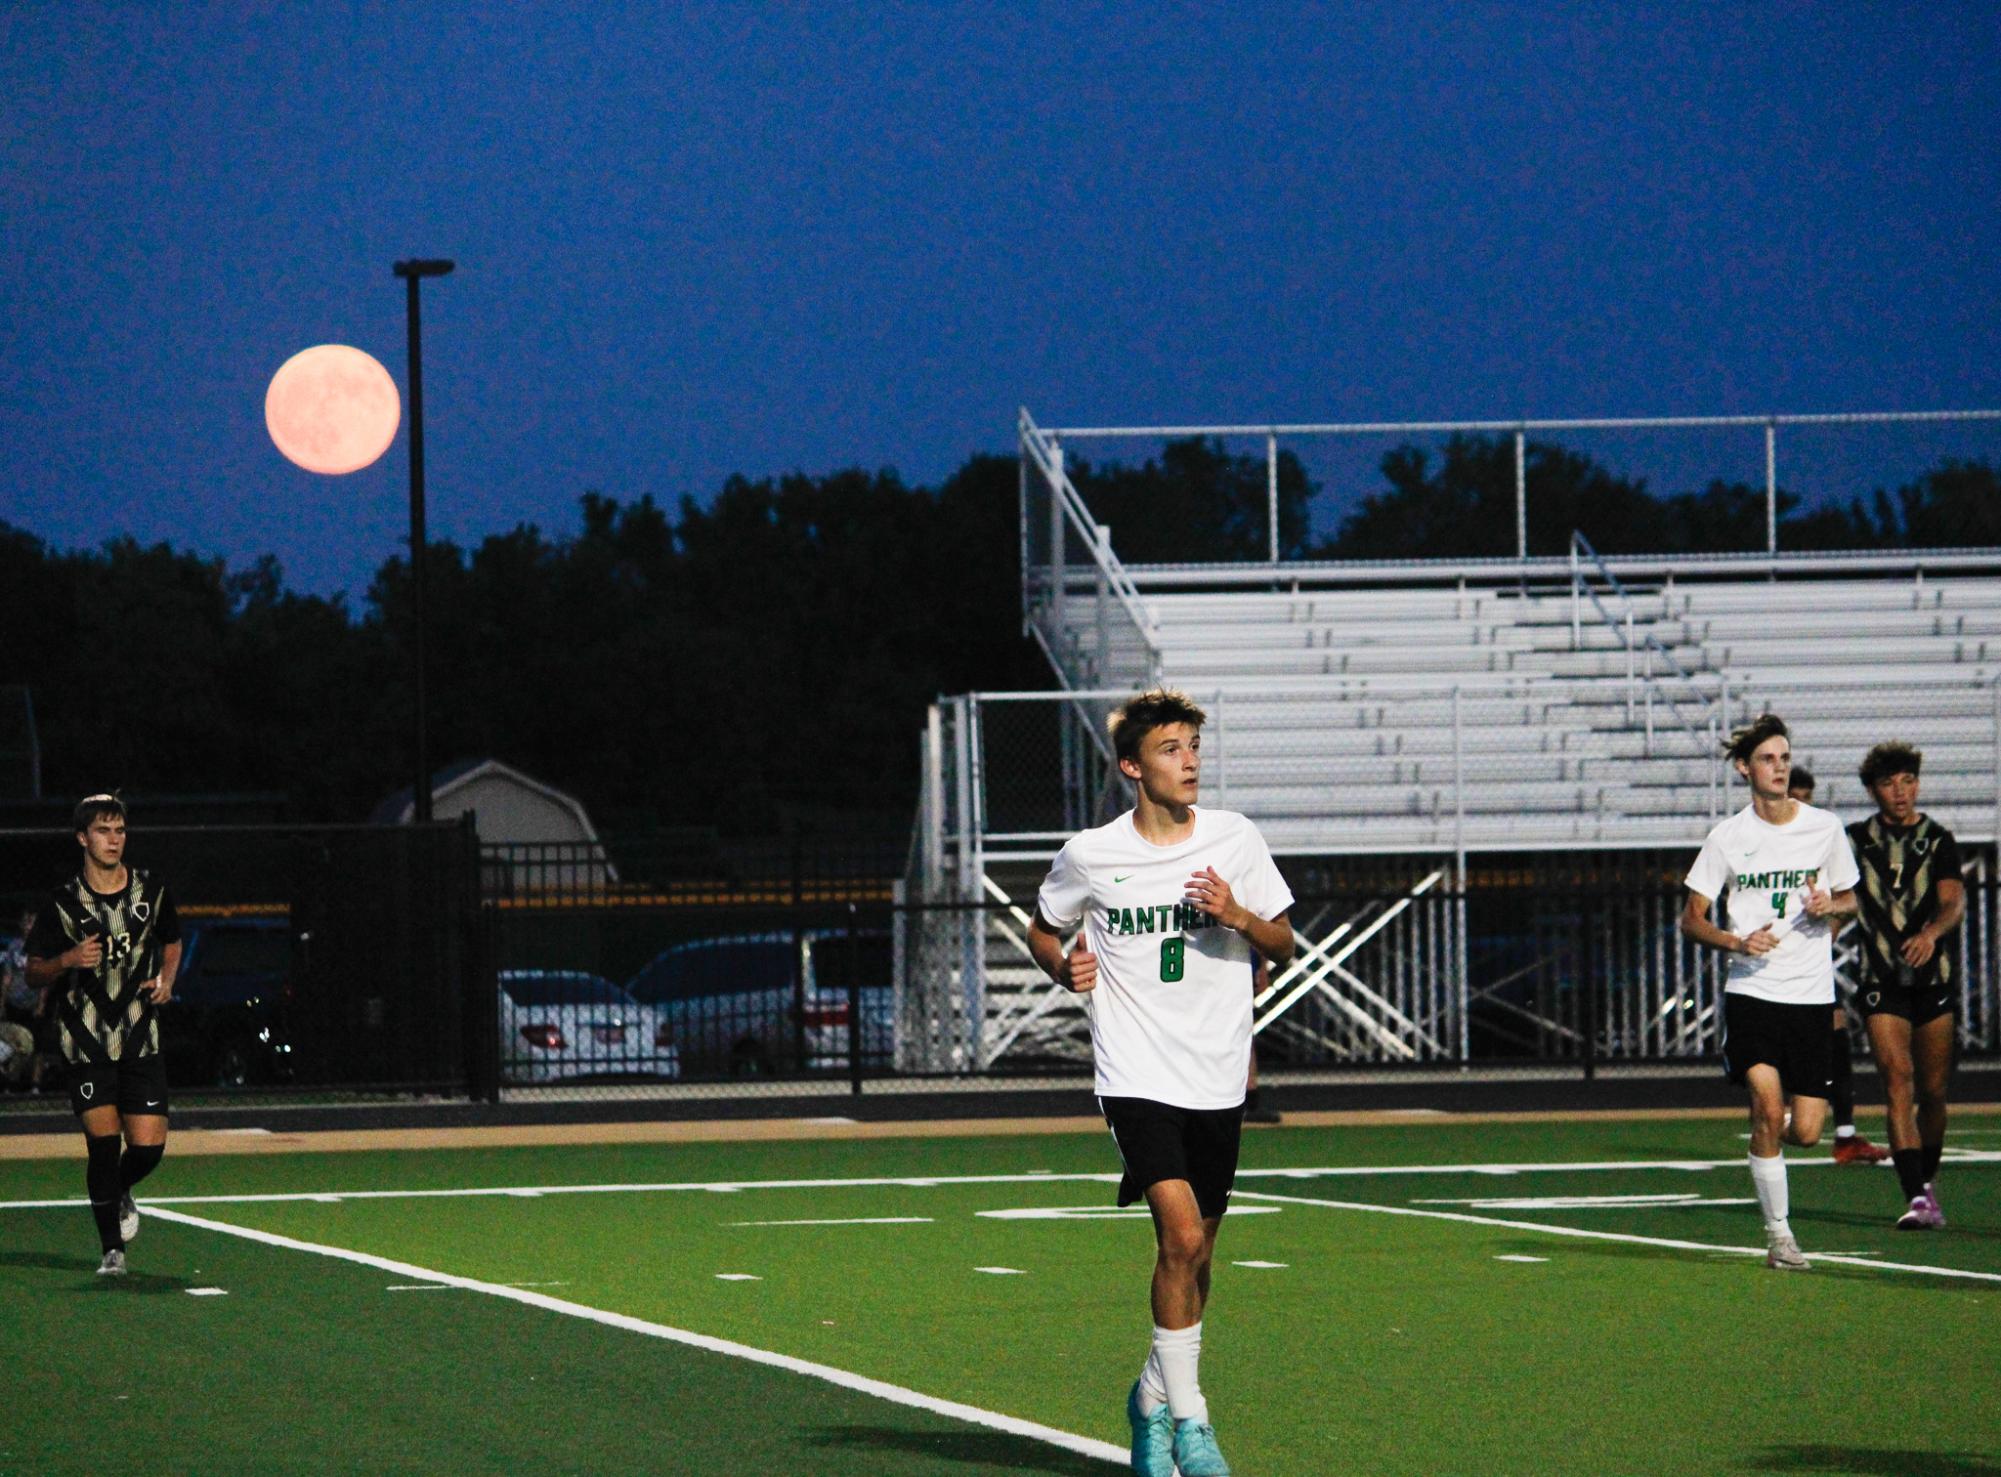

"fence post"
[1049, 439, 1066, 650]
[1582, 885, 1599, 1082]
[1454, 685, 1469, 1062]
[847, 900, 863, 1097]
[1569, 538, 1580, 649]
[1515, 429, 1527, 561]
[1765, 419, 1778, 558]
[1267, 431, 1280, 565]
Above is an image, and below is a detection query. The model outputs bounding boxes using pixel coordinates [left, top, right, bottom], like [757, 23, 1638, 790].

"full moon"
[265, 344, 401, 475]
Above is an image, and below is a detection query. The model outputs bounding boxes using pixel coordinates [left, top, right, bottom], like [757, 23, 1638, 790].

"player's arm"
[142, 939, 183, 1004]
[1678, 889, 1775, 957]
[23, 931, 99, 988]
[1026, 910, 1097, 993]
[1802, 885, 1857, 920]
[1186, 868, 1295, 965]
[1902, 878, 1966, 967]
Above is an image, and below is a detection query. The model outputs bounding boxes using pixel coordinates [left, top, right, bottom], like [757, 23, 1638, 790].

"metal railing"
[1567, 531, 1723, 785]
[1036, 406, 2001, 566]
[1019, 408, 1160, 688]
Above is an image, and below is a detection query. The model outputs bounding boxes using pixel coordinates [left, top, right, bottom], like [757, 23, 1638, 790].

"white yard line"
[8, 1151, 1994, 1213]
[141, 1206, 1125, 1468]
[729, 1217, 936, 1227]
[1230, 1189, 2001, 1284]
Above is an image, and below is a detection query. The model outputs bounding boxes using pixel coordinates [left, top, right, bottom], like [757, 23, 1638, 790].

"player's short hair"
[1787, 766, 1815, 797]
[72, 793, 125, 833]
[1724, 713, 1789, 765]
[1108, 687, 1208, 764]
[1859, 740, 1922, 788]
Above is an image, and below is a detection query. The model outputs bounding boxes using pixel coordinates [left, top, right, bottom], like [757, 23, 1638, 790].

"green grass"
[4, 1117, 1998, 1475]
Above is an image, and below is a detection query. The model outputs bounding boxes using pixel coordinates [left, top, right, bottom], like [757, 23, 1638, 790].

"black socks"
[85, 1133, 123, 1252]
[1829, 1028, 1854, 1129]
[121, 1142, 164, 1191]
[1892, 1147, 1927, 1201]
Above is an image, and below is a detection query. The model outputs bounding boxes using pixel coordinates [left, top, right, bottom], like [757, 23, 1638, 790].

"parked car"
[498, 970, 681, 1085]
[158, 918, 296, 1088]
[625, 930, 891, 1077]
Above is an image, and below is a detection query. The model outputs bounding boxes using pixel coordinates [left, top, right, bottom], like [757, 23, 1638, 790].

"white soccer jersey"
[1036, 806, 1294, 1110]
[1684, 802, 1861, 1005]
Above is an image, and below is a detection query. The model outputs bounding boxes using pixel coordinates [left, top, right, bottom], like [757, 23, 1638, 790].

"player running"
[1679, 716, 1859, 1271]
[24, 795, 182, 1276]
[1786, 766, 1888, 1166]
[1847, 741, 1966, 1230]
[1027, 689, 1293, 1477]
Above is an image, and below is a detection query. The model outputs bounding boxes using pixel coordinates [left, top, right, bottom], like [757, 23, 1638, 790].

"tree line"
[3, 438, 1993, 833]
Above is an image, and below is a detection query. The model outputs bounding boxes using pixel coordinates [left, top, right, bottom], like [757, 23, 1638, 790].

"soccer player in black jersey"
[24, 795, 182, 1275]
[1787, 767, 1888, 1166]
[1846, 743, 1965, 1230]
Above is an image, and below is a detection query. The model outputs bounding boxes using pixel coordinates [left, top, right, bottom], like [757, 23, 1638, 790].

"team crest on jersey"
[132, 901, 151, 923]
[79, 1080, 94, 1100]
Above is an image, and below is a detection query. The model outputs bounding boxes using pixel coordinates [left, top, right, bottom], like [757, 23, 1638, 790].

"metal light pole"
[393, 258, 453, 823]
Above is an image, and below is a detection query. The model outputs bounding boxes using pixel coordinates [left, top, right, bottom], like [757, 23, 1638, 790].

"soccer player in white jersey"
[1679, 714, 1860, 1271]
[1028, 688, 1294, 1477]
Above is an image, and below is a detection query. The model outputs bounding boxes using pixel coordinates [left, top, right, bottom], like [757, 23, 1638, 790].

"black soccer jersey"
[1845, 814, 1963, 992]
[25, 870, 180, 1066]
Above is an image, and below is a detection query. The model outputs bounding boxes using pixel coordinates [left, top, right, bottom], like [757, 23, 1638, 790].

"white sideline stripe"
[729, 1217, 936, 1227]
[1231, 1190, 2001, 1284]
[1, 1151, 1992, 1214]
[386, 1284, 453, 1292]
[142, 1207, 1124, 1467]
[1493, 1255, 1548, 1264]
[1412, 1194, 1758, 1210]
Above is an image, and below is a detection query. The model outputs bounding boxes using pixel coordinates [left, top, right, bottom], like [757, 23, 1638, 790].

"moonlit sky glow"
[4, 4, 1997, 594]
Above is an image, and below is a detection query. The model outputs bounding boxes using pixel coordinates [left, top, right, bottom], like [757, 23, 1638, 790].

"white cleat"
[1764, 1232, 1810, 1271]
[119, 1193, 140, 1244]
[97, 1248, 127, 1277]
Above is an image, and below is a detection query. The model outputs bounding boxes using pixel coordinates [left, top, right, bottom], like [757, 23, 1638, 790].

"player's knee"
[1789, 1119, 1823, 1148]
[84, 1131, 122, 1197]
[1156, 1223, 1207, 1269]
[120, 1141, 164, 1188]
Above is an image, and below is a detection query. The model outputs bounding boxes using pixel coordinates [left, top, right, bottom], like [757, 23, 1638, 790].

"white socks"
[1834, 1124, 1855, 1141]
[1748, 1151, 1790, 1237]
[1141, 1323, 1207, 1424]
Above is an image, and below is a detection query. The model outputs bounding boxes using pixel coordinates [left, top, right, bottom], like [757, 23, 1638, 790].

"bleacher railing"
[1028, 405, 2001, 573]
[1019, 408, 1160, 688]
[1568, 529, 1722, 778]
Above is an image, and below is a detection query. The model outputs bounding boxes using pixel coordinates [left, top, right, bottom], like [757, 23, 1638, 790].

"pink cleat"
[1896, 1194, 1944, 1230]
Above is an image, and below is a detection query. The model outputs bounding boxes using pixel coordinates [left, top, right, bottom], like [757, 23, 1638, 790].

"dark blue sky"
[5, 4, 1998, 596]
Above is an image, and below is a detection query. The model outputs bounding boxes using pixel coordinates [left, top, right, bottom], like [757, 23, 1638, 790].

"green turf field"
[5, 1116, 1998, 1475]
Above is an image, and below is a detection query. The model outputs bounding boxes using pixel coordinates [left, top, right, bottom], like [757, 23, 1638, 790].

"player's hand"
[67, 937, 103, 971]
[1901, 930, 1938, 967]
[1060, 938, 1097, 994]
[1185, 867, 1247, 931]
[1741, 925, 1780, 956]
[140, 976, 172, 1005]
[1802, 885, 1836, 918]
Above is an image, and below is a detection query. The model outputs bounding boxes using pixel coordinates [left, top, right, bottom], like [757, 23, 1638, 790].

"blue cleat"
[1126, 1381, 1174, 1476]
[1174, 1418, 1233, 1476]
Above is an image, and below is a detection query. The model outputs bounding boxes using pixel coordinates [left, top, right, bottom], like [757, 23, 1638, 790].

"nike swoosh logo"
[1113, 874, 1133, 884]
[144, 1100, 162, 1107]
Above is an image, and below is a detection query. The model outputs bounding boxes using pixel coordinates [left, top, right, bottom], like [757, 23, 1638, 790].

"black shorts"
[1100, 1095, 1244, 1220]
[67, 1054, 169, 1119]
[1721, 994, 1833, 1099]
[1857, 981, 1955, 1026]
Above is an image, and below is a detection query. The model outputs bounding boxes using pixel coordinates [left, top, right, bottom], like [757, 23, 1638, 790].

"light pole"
[393, 258, 453, 823]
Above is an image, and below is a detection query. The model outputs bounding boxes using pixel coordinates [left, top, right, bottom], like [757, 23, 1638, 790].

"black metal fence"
[3, 828, 1993, 1111]
[0, 820, 485, 1103]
